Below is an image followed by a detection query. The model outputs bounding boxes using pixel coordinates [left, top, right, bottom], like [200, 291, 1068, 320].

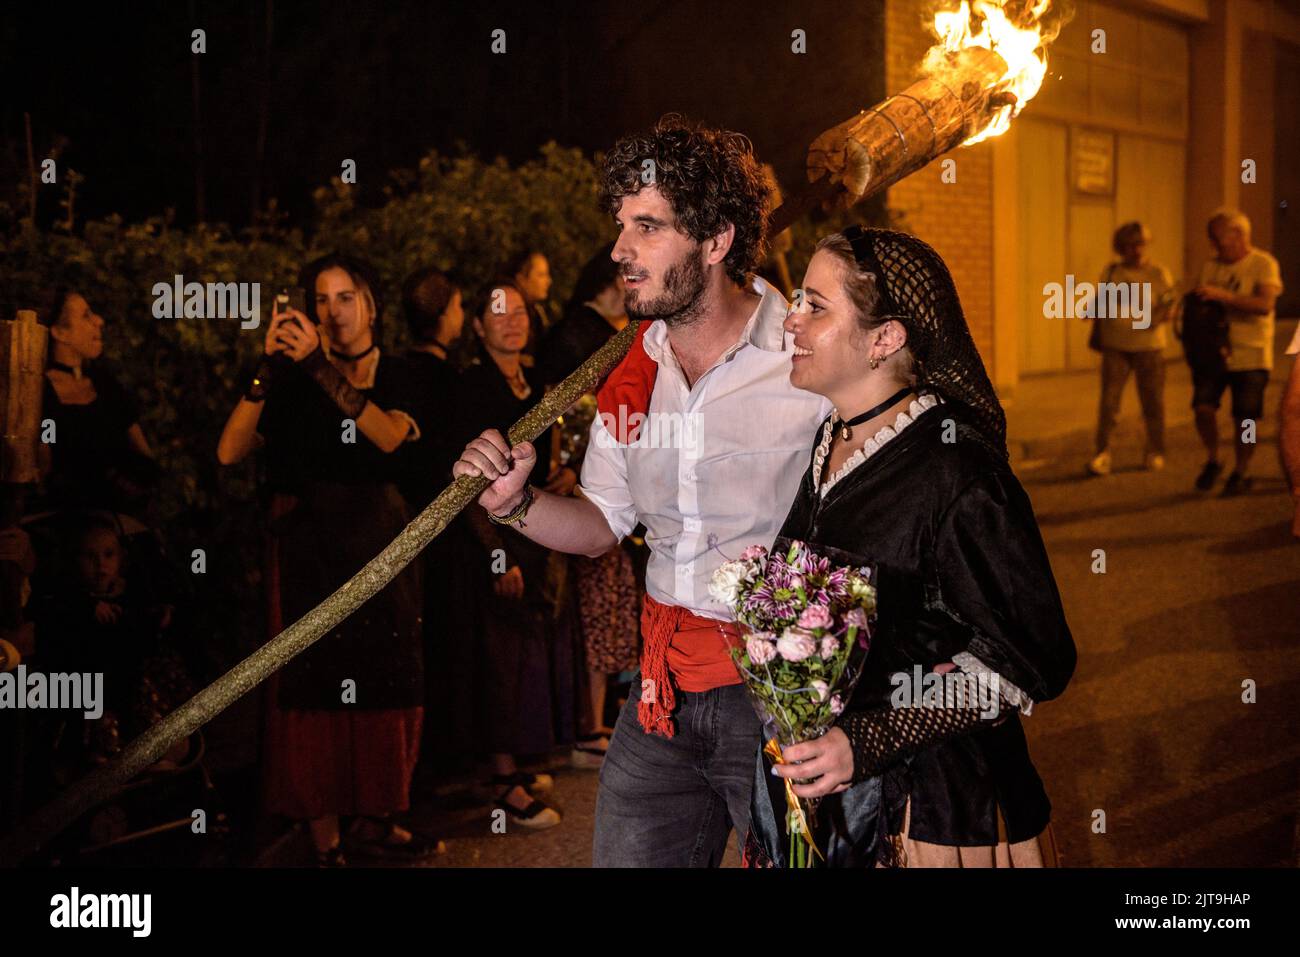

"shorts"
[1191, 368, 1269, 420]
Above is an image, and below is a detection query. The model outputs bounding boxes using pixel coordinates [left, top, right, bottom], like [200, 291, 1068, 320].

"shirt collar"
[641, 275, 790, 364]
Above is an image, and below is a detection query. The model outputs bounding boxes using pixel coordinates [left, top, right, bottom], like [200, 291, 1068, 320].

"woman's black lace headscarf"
[842, 225, 1008, 461]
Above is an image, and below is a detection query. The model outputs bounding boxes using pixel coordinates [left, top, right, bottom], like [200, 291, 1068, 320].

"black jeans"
[592, 675, 761, 867]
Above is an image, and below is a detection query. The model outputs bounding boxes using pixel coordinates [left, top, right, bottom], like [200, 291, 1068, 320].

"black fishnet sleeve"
[300, 344, 367, 420]
[839, 693, 1009, 785]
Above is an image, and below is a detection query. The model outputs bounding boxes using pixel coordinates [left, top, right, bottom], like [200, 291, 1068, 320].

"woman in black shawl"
[745, 228, 1076, 867]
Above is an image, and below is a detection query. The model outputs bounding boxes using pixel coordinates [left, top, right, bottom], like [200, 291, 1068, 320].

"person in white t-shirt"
[1190, 209, 1284, 496]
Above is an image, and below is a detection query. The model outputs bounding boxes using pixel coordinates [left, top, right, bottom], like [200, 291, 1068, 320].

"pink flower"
[746, 634, 777, 665]
[776, 627, 817, 662]
[819, 635, 839, 658]
[798, 605, 833, 631]
[740, 544, 768, 561]
[829, 694, 844, 715]
[810, 680, 829, 702]
[845, 607, 869, 630]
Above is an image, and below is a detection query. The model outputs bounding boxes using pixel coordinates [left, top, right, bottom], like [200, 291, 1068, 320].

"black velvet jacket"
[751, 401, 1076, 861]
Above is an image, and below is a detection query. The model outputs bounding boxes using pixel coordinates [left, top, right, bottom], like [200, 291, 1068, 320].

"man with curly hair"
[454, 115, 830, 865]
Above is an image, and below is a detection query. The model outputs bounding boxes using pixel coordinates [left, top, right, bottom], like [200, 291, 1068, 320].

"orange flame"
[925, 0, 1063, 146]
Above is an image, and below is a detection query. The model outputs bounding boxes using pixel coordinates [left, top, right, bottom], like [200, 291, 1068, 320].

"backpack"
[1178, 292, 1229, 375]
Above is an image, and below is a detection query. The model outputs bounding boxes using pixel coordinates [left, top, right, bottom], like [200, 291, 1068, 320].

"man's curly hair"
[599, 114, 771, 287]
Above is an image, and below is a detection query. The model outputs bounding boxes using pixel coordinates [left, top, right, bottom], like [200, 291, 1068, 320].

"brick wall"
[885, 0, 997, 363]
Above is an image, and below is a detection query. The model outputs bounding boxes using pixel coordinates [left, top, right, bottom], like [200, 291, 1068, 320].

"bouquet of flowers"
[708, 539, 876, 867]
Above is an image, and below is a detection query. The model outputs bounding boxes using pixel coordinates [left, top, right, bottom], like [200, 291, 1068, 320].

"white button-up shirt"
[578, 277, 832, 620]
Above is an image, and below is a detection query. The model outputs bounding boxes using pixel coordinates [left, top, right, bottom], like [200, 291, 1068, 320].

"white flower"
[810, 679, 829, 702]
[708, 561, 748, 606]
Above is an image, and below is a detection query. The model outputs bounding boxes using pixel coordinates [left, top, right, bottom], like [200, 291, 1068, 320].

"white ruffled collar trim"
[814, 393, 941, 496]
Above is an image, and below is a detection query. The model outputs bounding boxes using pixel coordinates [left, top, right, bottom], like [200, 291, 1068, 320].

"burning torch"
[0, 0, 1069, 863]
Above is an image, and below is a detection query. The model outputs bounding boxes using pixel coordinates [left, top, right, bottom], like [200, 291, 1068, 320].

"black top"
[776, 400, 1076, 845]
[534, 304, 621, 388]
[398, 349, 463, 511]
[452, 355, 557, 596]
[453, 355, 554, 489]
[257, 354, 420, 493]
[39, 367, 155, 513]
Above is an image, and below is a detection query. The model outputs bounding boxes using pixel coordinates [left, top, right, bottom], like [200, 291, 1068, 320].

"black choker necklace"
[329, 343, 377, 362]
[833, 386, 914, 441]
[50, 360, 84, 380]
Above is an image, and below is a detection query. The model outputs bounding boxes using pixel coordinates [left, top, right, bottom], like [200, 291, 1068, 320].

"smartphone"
[275, 286, 309, 328]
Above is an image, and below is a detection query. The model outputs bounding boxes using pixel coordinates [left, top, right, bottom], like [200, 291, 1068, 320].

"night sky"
[3, 0, 888, 231]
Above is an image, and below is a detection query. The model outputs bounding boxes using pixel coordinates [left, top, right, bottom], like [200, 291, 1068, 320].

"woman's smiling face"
[783, 249, 873, 397]
[474, 285, 530, 355]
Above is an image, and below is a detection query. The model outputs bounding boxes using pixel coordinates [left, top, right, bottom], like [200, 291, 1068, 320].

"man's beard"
[625, 246, 708, 327]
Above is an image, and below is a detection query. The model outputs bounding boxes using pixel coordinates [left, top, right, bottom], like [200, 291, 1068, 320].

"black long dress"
[750, 398, 1076, 866]
[399, 348, 480, 762]
[257, 351, 427, 820]
[454, 354, 578, 756]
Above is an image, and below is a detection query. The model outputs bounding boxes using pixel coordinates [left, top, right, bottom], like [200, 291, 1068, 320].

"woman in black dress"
[397, 268, 480, 770]
[36, 289, 159, 518]
[454, 278, 580, 830]
[217, 253, 437, 866]
[746, 228, 1076, 867]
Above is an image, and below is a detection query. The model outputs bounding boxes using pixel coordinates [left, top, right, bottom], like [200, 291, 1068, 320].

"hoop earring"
[869, 356, 881, 370]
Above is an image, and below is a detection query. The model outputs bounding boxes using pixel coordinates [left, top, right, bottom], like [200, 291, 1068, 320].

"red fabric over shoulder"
[595, 321, 657, 444]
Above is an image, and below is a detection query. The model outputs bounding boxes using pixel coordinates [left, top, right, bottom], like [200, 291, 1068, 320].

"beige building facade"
[885, 0, 1299, 395]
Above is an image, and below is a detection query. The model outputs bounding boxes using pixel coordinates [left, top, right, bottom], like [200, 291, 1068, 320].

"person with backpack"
[1187, 209, 1284, 496]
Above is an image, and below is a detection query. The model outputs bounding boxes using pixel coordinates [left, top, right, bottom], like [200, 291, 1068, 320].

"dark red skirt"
[261, 491, 422, 821]
[262, 685, 422, 820]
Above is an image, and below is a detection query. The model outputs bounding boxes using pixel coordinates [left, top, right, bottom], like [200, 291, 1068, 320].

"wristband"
[488, 485, 535, 528]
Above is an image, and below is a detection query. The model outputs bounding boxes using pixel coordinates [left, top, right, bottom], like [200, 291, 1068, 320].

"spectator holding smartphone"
[217, 252, 439, 866]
